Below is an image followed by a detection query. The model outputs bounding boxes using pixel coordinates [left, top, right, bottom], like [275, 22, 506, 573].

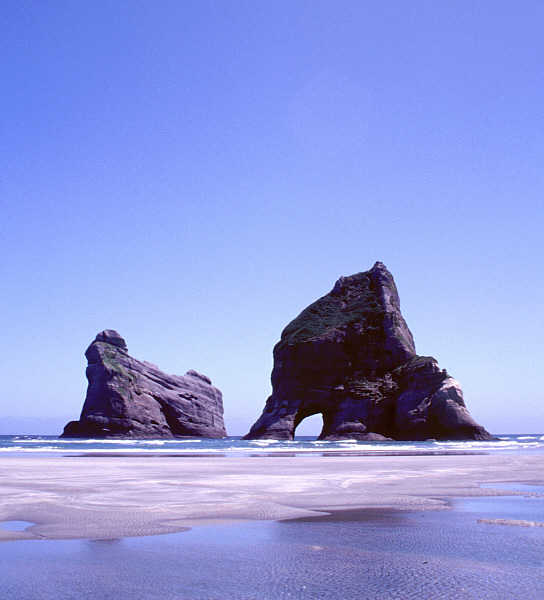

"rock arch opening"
[293, 412, 325, 439]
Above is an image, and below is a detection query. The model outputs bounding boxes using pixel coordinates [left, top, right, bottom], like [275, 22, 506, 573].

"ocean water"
[1, 433, 543, 456]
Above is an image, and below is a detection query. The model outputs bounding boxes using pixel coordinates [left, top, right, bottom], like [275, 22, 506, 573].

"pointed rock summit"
[245, 262, 491, 441]
[61, 330, 226, 438]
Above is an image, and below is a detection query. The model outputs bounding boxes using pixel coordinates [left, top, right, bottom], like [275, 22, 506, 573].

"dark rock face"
[61, 330, 226, 439]
[245, 262, 492, 442]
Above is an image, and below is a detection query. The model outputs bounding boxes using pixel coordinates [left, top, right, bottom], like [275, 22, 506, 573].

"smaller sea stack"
[61, 330, 226, 438]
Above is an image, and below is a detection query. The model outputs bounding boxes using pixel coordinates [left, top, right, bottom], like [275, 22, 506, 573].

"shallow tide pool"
[1, 490, 543, 600]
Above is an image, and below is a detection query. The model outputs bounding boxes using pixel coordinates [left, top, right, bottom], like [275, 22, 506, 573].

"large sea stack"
[245, 262, 491, 441]
[61, 330, 226, 438]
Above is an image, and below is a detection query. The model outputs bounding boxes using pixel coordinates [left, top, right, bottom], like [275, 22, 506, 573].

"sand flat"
[1, 453, 543, 541]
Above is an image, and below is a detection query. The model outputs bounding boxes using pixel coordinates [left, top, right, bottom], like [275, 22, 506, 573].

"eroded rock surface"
[61, 330, 226, 438]
[245, 262, 491, 441]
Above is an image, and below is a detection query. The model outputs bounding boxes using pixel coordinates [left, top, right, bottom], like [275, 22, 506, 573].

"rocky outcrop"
[61, 330, 226, 438]
[245, 262, 492, 441]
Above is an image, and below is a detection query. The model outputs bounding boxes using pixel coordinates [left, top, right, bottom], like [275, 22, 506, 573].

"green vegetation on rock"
[96, 342, 136, 387]
[97, 343, 126, 375]
[277, 273, 383, 349]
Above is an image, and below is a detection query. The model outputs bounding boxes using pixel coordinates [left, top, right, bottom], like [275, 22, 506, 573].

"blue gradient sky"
[2, 1, 543, 435]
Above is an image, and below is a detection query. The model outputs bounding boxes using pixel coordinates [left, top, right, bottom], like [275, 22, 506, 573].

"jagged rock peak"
[94, 329, 128, 351]
[276, 261, 416, 368]
[331, 261, 386, 295]
[245, 263, 491, 442]
[185, 369, 212, 384]
[61, 331, 226, 439]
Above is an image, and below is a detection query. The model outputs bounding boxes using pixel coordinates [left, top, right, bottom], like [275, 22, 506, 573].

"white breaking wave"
[1, 434, 544, 456]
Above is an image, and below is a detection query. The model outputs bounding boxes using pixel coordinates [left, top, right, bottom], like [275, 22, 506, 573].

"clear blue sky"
[1, 1, 543, 436]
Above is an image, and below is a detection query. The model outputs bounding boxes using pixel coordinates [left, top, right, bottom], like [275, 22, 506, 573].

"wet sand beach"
[1, 453, 543, 541]
[1, 453, 543, 599]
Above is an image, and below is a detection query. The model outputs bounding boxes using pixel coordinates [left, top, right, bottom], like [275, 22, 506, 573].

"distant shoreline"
[62, 449, 488, 458]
